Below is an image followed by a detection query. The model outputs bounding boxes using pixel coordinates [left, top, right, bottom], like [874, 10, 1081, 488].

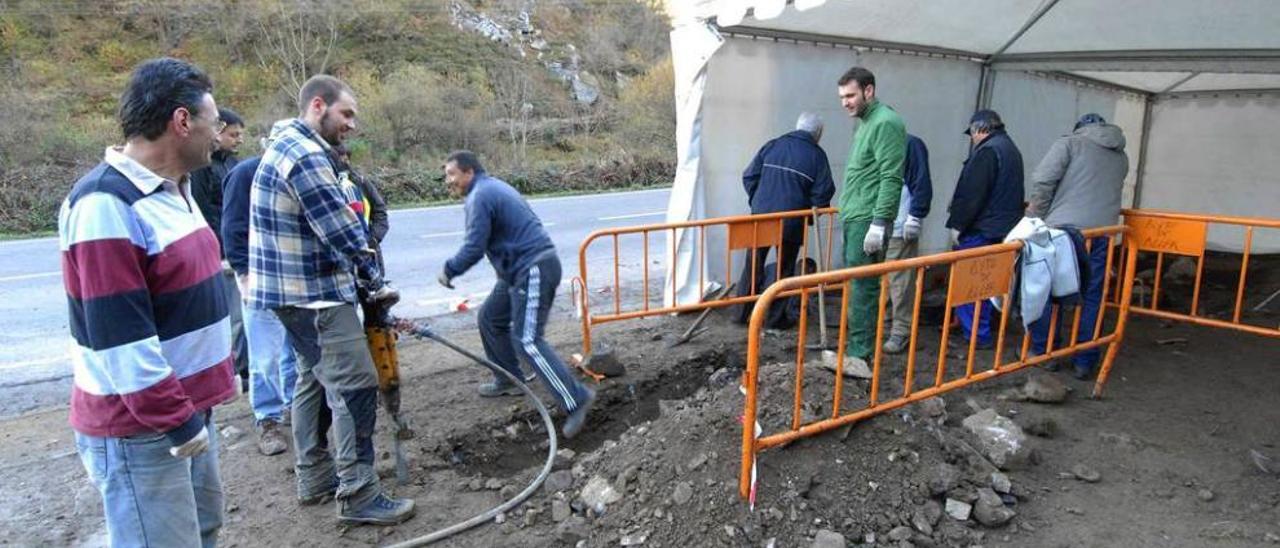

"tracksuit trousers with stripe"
[478, 251, 589, 413]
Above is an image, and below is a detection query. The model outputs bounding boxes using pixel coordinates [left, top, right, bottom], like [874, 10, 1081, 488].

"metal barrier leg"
[1093, 243, 1138, 398]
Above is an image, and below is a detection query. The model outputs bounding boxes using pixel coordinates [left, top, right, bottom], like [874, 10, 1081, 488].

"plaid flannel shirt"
[246, 119, 377, 309]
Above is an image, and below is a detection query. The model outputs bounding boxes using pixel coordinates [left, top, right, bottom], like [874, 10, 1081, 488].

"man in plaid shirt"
[247, 75, 414, 526]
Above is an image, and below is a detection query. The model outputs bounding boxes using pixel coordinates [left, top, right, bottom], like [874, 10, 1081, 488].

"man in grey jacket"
[1026, 113, 1128, 379]
[438, 150, 596, 439]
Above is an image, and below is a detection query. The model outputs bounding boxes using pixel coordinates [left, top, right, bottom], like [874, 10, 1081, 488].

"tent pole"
[1132, 96, 1155, 208]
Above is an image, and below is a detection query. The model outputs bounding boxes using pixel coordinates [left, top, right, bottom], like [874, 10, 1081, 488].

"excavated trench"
[434, 347, 736, 478]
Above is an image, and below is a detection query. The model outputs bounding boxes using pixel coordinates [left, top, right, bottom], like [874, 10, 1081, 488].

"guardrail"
[575, 207, 839, 356]
[738, 225, 1135, 503]
[1113, 209, 1280, 338]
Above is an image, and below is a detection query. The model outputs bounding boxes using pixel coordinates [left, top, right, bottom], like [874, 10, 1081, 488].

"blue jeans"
[1031, 236, 1109, 372]
[954, 234, 1000, 345]
[75, 415, 222, 548]
[244, 304, 298, 424]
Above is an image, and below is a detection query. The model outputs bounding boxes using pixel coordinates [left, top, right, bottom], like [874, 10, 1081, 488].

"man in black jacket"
[735, 112, 836, 328]
[946, 110, 1024, 350]
[190, 107, 248, 388]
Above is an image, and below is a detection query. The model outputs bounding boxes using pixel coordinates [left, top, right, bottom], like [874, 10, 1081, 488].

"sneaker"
[257, 421, 288, 456]
[339, 492, 416, 526]
[280, 408, 292, 427]
[882, 334, 909, 355]
[478, 381, 522, 398]
[562, 388, 597, 440]
[298, 477, 339, 506]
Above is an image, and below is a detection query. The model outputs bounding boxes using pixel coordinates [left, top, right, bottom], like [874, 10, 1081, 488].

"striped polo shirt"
[59, 147, 236, 444]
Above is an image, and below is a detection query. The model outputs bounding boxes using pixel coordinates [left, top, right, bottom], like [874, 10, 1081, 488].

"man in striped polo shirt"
[60, 57, 237, 547]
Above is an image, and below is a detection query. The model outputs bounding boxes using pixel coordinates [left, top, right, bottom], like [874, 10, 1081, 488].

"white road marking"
[0, 271, 61, 283]
[421, 222, 556, 239]
[597, 211, 666, 221]
[392, 187, 669, 215]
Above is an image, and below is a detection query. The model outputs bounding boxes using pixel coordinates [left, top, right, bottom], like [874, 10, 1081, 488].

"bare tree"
[488, 62, 534, 168]
[252, 0, 341, 101]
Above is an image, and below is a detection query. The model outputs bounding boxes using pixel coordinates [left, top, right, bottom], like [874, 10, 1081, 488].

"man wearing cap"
[1026, 113, 1128, 379]
[832, 66, 906, 372]
[946, 109, 1024, 352]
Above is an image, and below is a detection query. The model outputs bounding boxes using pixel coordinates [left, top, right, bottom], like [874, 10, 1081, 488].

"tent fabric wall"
[1140, 94, 1280, 252]
[987, 70, 1148, 211]
[684, 33, 980, 295]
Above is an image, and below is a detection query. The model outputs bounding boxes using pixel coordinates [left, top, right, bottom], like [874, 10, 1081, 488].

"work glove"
[863, 221, 888, 256]
[437, 269, 454, 289]
[169, 427, 210, 458]
[369, 282, 400, 305]
[236, 273, 249, 297]
[902, 215, 922, 242]
[949, 228, 961, 248]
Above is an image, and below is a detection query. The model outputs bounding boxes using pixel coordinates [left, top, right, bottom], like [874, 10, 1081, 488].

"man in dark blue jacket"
[946, 110, 1024, 350]
[438, 150, 596, 439]
[221, 121, 299, 457]
[735, 112, 836, 327]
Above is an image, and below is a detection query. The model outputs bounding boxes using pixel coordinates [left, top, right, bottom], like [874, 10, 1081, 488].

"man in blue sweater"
[438, 150, 596, 439]
[222, 120, 298, 457]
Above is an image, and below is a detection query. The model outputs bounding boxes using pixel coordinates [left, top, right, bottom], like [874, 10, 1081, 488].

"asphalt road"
[0, 187, 671, 417]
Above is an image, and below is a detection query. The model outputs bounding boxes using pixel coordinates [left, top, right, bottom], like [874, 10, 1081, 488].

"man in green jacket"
[833, 67, 906, 372]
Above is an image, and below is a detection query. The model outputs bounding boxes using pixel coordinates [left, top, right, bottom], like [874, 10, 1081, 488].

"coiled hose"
[386, 319, 558, 547]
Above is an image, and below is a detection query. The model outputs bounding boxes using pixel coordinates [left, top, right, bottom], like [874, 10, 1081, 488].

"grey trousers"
[885, 237, 920, 340]
[274, 304, 380, 506]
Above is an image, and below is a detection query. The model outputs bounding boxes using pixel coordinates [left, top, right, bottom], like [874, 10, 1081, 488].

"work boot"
[562, 388, 597, 440]
[338, 492, 416, 526]
[478, 380, 521, 397]
[298, 476, 339, 506]
[257, 420, 288, 456]
[882, 334, 909, 354]
[1072, 364, 1095, 381]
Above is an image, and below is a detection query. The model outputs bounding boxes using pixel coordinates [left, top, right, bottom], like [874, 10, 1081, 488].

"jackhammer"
[359, 284, 414, 486]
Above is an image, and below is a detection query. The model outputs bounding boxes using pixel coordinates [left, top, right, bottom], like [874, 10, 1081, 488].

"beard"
[318, 109, 345, 146]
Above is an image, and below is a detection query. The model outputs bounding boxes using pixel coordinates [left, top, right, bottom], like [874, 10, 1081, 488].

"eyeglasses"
[212, 119, 227, 133]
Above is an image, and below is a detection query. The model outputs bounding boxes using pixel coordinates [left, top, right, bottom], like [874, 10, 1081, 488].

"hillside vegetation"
[0, 0, 674, 233]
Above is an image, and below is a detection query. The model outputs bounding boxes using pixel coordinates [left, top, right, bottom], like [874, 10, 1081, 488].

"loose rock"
[888, 525, 914, 541]
[1071, 464, 1102, 483]
[1022, 372, 1068, 403]
[1197, 489, 1215, 502]
[990, 472, 1012, 494]
[672, 482, 693, 505]
[544, 470, 574, 493]
[945, 499, 972, 521]
[551, 499, 571, 522]
[972, 488, 1016, 527]
[928, 463, 961, 496]
[811, 529, 846, 548]
[579, 475, 623, 510]
[962, 409, 1033, 469]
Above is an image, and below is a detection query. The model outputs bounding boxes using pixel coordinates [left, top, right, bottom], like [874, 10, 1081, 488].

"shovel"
[807, 207, 834, 351]
[668, 282, 736, 347]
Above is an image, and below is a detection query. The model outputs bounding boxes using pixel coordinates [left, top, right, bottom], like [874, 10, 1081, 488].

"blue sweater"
[445, 173, 555, 283]
[220, 156, 260, 276]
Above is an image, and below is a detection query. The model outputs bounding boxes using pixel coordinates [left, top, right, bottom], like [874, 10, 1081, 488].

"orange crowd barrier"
[1112, 209, 1280, 338]
[738, 225, 1135, 503]
[575, 207, 839, 356]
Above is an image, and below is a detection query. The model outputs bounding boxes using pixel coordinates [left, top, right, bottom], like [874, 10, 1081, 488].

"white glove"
[437, 269, 454, 289]
[902, 215, 922, 242]
[236, 273, 249, 296]
[370, 283, 401, 305]
[949, 229, 961, 247]
[169, 427, 210, 458]
[863, 222, 887, 255]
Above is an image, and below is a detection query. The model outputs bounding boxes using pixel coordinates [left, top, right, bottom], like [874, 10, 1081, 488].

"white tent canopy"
[663, 0, 1280, 305]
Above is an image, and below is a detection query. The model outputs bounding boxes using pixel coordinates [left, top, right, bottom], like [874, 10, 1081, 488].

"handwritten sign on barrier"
[728, 220, 783, 250]
[1126, 216, 1207, 256]
[949, 250, 1017, 305]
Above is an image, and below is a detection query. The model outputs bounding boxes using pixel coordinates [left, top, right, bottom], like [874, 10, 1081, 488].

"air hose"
[385, 319, 558, 547]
